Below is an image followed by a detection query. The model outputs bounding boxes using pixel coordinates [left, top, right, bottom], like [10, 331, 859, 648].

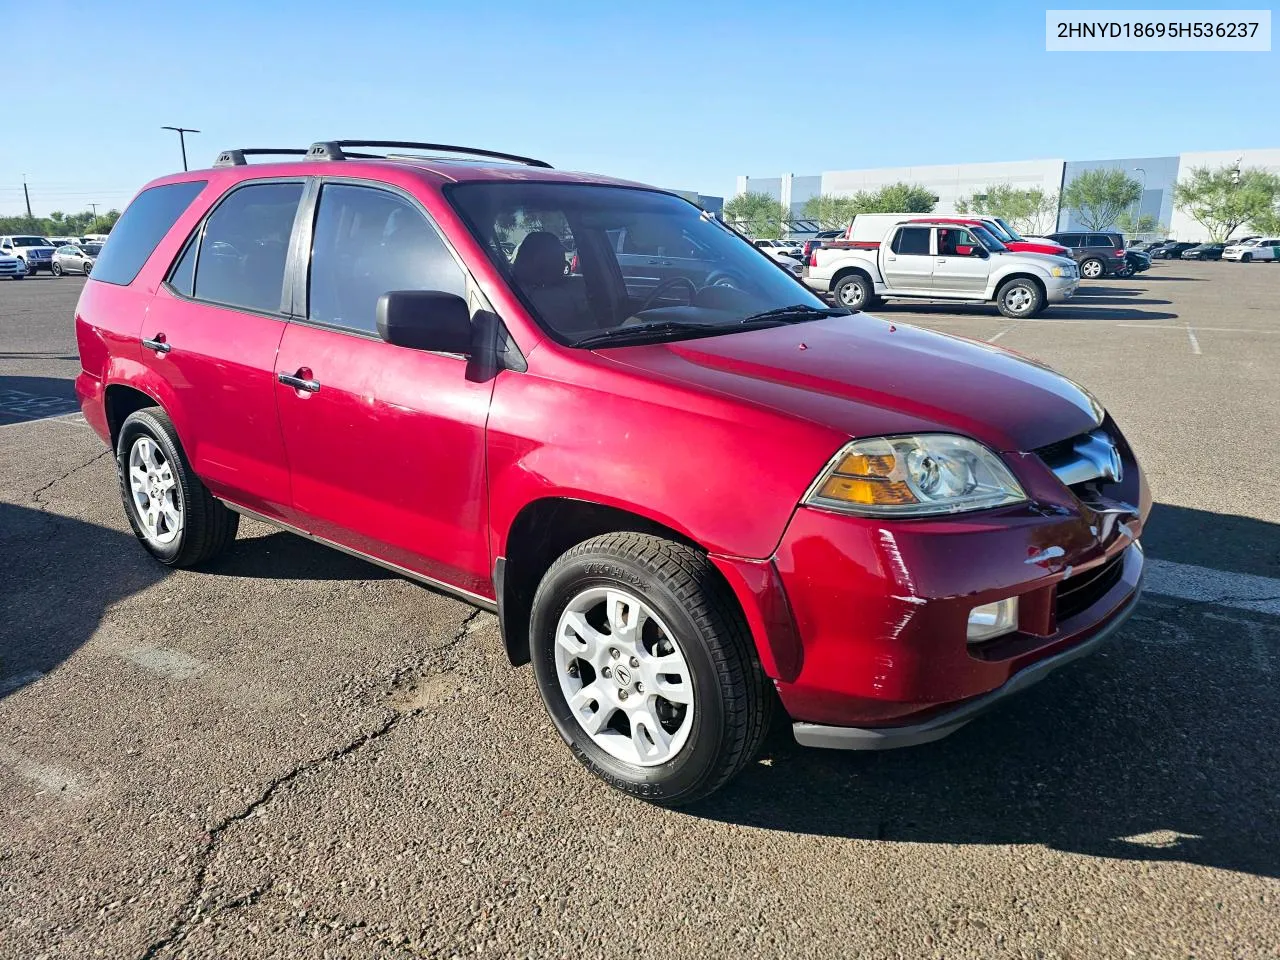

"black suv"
[1045, 232, 1127, 279]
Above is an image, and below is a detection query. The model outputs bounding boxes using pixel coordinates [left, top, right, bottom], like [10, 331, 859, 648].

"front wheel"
[996, 277, 1045, 319]
[1242, 253, 1253, 263]
[530, 532, 772, 806]
[116, 407, 239, 567]
[83, 261, 92, 276]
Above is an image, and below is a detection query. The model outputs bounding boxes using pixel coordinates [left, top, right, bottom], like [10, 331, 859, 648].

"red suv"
[75, 140, 1148, 804]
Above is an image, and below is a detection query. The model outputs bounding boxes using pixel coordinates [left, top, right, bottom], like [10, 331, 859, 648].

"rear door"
[881, 225, 934, 291]
[273, 180, 495, 598]
[141, 179, 303, 518]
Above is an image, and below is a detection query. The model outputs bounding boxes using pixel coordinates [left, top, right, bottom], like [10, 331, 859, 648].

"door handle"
[646, 258, 673, 266]
[142, 333, 171, 354]
[936, 257, 948, 263]
[278, 370, 320, 393]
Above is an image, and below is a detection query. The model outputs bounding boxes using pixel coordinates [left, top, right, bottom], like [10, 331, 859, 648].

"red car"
[909, 216, 1071, 258]
[75, 140, 1148, 805]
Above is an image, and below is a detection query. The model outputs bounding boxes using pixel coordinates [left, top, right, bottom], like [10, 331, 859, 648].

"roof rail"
[306, 140, 552, 169]
[213, 148, 310, 168]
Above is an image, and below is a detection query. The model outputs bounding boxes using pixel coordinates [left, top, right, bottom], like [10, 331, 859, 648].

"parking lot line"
[1145, 558, 1280, 615]
[1185, 324, 1202, 355]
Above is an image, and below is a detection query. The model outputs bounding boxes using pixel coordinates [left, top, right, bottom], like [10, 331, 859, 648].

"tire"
[1242, 253, 1252, 263]
[530, 532, 772, 806]
[83, 261, 92, 276]
[1080, 258, 1104, 279]
[996, 277, 1044, 319]
[1117, 264, 1134, 278]
[51, 262, 63, 277]
[833, 272, 877, 310]
[116, 407, 239, 567]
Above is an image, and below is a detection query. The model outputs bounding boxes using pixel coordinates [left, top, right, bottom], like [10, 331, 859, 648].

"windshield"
[981, 220, 1014, 242]
[993, 218, 1027, 242]
[83, 244, 103, 255]
[13, 236, 49, 246]
[448, 182, 832, 346]
[971, 225, 1009, 252]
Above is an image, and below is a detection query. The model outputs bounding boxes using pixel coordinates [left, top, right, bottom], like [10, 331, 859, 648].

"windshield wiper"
[573, 320, 717, 349]
[738, 304, 849, 325]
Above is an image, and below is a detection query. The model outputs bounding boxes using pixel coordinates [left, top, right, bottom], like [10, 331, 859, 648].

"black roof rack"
[213, 148, 309, 167]
[306, 140, 552, 168]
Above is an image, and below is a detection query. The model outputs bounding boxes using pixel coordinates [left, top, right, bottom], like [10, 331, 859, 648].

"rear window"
[92, 181, 206, 286]
[892, 227, 931, 255]
[1088, 234, 1120, 248]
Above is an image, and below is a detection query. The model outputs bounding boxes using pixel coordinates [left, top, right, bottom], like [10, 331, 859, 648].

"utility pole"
[89, 203, 98, 219]
[22, 175, 33, 220]
[161, 126, 200, 171]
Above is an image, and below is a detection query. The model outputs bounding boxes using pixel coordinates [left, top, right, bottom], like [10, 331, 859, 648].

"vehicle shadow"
[204, 528, 396, 582]
[0, 374, 78, 401]
[0, 502, 166, 699]
[691, 503, 1280, 879]
[877, 301, 1180, 322]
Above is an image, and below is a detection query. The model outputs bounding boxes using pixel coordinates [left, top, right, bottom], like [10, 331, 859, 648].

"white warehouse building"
[736, 147, 1280, 240]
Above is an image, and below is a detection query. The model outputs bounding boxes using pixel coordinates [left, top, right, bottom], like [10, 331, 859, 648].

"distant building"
[737, 147, 1280, 240]
[669, 189, 724, 217]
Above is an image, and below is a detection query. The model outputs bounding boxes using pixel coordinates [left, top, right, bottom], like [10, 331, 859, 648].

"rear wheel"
[1080, 258, 1104, 279]
[833, 272, 877, 310]
[51, 262, 63, 277]
[116, 407, 239, 567]
[530, 532, 772, 806]
[996, 277, 1044, 319]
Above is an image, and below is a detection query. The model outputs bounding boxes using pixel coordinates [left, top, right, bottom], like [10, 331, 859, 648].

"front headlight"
[803, 434, 1027, 517]
[1050, 265, 1071, 277]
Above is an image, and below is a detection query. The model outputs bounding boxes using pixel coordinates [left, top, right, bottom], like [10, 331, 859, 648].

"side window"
[891, 227, 931, 256]
[308, 183, 466, 334]
[91, 180, 207, 286]
[1086, 234, 1110, 248]
[193, 182, 303, 313]
[168, 236, 197, 297]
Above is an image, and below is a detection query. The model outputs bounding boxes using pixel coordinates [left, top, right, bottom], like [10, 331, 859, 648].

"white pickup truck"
[803, 220, 1079, 319]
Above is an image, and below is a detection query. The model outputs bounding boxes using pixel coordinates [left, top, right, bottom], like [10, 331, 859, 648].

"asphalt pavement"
[1, 263, 1278, 958]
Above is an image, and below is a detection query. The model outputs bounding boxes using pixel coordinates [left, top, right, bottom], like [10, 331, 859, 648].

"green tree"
[801, 194, 861, 230]
[0, 208, 118, 237]
[1250, 203, 1280, 237]
[955, 183, 1059, 234]
[1113, 211, 1166, 236]
[850, 182, 937, 214]
[1173, 165, 1280, 242]
[723, 192, 789, 238]
[1061, 168, 1142, 231]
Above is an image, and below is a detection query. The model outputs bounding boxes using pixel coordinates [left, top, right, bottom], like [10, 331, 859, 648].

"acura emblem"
[1073, 432, 1123, 483]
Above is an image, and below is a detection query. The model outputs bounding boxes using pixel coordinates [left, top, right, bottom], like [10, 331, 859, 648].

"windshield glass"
[971, 225, 1009, 252]
[981, 220, 1014, 242]
[994, 218, 1026, 242]
[13, 236, 49, 246]
[83, 244, 103, 255]
[448, 182, 831, 346]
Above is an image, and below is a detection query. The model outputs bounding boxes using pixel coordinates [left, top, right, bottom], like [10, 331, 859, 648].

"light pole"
[1133, 166, 1146, 235]
[161, 126, 200, 171]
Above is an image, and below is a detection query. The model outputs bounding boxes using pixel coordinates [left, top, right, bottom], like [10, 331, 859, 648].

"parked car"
[910, 217, 1071, 258]
[1121, 249, 1151, 276]
[47, 236, 81, 248]
[1044, 232, 1127, 279]
[1223, 237, 1280, 262]
[800, 229, 844, 262]
[52, 242, 101, 276]
[807, 220, 1079, 317]
[1180, 243, 1224, 261]
[753, 238, 803, 259]
[0, 251, 27, 280]
[1130, 239, 1170, 253]
[74, 139, 1147, 805]
[1150, 241, 1197, 260]
[0, 235, 56, 274]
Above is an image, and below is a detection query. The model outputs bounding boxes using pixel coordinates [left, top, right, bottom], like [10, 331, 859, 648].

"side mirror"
[376, 290, 472, 354]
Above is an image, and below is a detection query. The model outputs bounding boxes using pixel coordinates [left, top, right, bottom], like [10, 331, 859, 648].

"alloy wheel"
[554, 587, 694, 766]
[128, 436, 182, 545]
[1004, 284, 1034, 315]
[838, 281, 864, 307]
[1082, 259, 1103, 278]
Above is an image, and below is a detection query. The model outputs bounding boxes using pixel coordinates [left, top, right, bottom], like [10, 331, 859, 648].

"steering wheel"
[638, 276, 698, 313]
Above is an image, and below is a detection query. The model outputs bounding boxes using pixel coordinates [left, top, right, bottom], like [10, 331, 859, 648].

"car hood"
[1006, 240, 1070, 257]
[597, 315, 1103, 453]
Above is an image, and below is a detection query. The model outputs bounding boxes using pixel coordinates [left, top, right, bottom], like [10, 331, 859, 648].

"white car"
[0, 235, 56, 275]
[1223, 237, 1280, 262]
[0, 251, 26, 280]
[753, 238, 804, 259]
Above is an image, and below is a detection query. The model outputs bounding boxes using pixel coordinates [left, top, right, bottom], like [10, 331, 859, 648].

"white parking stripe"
[1145, 558, 1280, 615]
[118, 645, 210, 681]
[1185, 324, 1202, 355]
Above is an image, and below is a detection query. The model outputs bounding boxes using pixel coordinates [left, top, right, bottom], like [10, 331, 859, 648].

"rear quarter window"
[91, 180, 207, 286]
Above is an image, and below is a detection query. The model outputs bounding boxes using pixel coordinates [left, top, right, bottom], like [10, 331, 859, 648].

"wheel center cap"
[613, 665, 631, 687]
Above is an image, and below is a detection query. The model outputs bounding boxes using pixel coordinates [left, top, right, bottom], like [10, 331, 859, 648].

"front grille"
[1056, 553, 1124, 622]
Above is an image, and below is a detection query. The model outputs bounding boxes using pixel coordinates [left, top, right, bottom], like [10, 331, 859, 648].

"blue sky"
[1, 0, 1274, 216]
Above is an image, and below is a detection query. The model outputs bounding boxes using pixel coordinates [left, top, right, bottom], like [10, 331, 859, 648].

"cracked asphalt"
[2, 264, 1278, 959]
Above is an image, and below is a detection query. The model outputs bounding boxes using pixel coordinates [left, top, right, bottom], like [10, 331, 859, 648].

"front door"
[932, 226, 991, 294]
[881, 225, 934, 292]
[140, 180, 304, 519]
[274, 181, 494, 598]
